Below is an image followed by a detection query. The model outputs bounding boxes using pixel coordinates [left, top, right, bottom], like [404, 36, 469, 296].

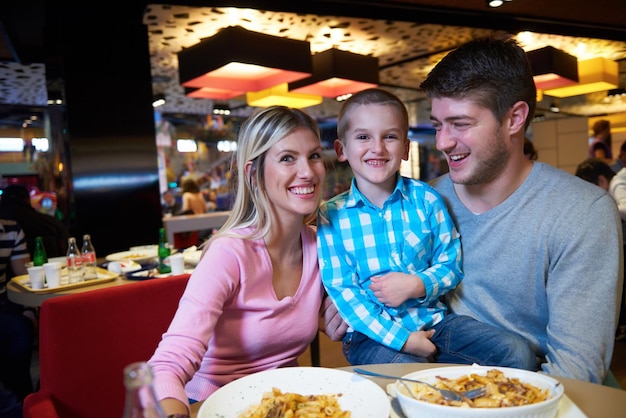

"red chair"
[22, 274, 190, 418]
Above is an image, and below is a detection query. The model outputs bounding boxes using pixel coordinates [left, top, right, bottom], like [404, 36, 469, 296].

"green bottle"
[158, 228, 171, 274]
[33, 236, 48, 266]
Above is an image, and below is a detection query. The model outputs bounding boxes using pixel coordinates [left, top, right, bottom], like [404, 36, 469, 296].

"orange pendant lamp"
[178, 26, 313, 99]
[543, 58, 619, 98]
[526, 46, 579, 91]
[288, 48, 379, 98]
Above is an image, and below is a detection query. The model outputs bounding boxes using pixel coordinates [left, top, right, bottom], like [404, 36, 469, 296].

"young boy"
[317, 88, 537, 367]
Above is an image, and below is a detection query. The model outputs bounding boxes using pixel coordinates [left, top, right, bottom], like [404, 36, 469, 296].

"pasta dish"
[238, 387, 351, 417]
[406, 369, 550, 408]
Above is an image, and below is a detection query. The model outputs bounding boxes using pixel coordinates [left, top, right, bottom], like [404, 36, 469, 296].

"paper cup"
[27, 266, 45, 289]
[169, 253, 185, 275]
[43, 261, 62, 288]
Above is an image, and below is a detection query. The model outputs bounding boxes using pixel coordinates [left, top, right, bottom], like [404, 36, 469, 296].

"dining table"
[188, 363, 626, 418]
[7, 251, 199, 307]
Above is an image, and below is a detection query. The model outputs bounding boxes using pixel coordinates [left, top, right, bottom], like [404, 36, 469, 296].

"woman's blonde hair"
[207, 106, 322, 245]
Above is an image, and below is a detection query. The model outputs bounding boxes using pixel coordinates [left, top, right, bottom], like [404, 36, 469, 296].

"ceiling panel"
[1, 1, 626, 127]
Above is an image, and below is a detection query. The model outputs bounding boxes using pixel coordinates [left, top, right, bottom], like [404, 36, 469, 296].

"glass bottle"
[66, 237, 84, 284]
[122, 362, 166, 418]
[33, 236, 48, 266]
[157, 228, 171, 274]
[81, 234, 97, 280]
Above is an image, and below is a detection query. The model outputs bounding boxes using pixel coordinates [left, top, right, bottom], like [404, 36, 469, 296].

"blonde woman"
[148, 106, 347, 417]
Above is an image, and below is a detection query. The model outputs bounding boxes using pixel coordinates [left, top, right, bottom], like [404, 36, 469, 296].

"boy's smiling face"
[335, 103, 409, 199]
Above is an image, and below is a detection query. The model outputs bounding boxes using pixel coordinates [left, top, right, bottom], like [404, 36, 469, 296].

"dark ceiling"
[1, 0, 626, 129]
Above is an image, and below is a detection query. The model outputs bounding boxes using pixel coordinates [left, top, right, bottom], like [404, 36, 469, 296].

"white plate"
[129, 244, 158, 251]
[183, 249, 202, 266]
[197, 367, 390, 418]
[386, 384, 586, 418]
[106, 260, 142, 274]
[105, 249, 158, 263]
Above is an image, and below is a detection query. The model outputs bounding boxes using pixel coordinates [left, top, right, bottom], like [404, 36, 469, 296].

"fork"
[352, 368, 486, 402]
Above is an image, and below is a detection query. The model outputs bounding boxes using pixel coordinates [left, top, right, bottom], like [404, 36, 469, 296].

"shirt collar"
[345, 173, 408, 208]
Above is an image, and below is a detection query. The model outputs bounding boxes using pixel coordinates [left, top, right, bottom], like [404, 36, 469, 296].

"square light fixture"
[288, 48, 379, 98]
[184, 87, 244, 100]
[526, 46, 578, 90]
[178, 26, 313, 93]
[487, 0, 513, 7]
[543, 58, 619, 98]
[246, 83, 323, 108]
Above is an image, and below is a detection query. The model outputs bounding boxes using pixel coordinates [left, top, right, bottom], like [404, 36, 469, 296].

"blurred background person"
[0, 218, 34, 417]
[180, 178, 207, 215]
[608, 163, 626, 341]
[524, 137, 538, 161]
[589, 119, 613, 162]
[205, 190, 218, 212]
[161, 190, 181, 217]
[0, 185, 69, 258]
[611, 140, 626, 173]
[575, 158, 616, 191]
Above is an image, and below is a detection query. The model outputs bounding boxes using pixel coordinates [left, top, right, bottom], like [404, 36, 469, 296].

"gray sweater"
[432, 162, 622, 383]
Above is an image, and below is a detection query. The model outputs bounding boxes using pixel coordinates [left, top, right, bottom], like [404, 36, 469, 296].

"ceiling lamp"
[487, 0, 512, 7]
[246, 83, 323, 109]
[177, 26, 313, 93]
[288, 48, 379, 98]
[185, 87, 244, 100]
[152, 94, 166, 108]
[526, 46, 578, 90]
[543, 58, 619, 98]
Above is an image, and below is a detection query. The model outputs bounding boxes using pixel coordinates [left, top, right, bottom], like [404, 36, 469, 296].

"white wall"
[532, 117, 589, 175]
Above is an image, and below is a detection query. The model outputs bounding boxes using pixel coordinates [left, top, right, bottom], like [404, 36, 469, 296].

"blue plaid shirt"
[317, 175, 462, 351]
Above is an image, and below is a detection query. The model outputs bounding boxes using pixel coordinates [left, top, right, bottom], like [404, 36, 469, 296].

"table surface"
[189, 363, 626, 418]
[7, 273, 145, 307]
[7, 260, 196, 307]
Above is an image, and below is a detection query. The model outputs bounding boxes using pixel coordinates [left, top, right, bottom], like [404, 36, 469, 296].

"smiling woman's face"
[261, 127, 325, 221]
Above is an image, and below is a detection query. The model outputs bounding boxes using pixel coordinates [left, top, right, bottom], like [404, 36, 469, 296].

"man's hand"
[318, 295, 348, 341]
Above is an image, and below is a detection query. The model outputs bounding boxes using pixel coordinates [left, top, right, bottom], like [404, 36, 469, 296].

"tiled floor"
[298, 333, 626, 390]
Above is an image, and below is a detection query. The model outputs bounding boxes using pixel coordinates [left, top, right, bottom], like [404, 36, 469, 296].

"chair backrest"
[33, 274, 189, 418]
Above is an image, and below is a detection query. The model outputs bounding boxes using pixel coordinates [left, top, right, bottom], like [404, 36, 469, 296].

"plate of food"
[197, 367, 390, 418]
[394, 365, 565, 418]
[105, 249, 158, 263]
[182, 246, 202, 266]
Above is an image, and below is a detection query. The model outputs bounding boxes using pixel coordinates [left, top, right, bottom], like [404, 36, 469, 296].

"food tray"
[11, 267, 119, 294]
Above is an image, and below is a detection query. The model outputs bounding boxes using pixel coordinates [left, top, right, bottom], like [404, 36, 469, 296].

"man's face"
[429, 97, 509, 186]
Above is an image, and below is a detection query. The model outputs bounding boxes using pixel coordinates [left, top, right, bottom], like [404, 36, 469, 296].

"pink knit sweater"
[149, 225, 323, 406]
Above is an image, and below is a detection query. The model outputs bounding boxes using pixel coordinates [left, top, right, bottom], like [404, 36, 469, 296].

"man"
[610, 140, 626, 173]
[421, 35, 622, 384]
[0, 218, 34, 416]
[0, 185, 69, 258]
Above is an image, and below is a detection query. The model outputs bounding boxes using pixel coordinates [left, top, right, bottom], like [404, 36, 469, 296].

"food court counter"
[162, 211, 231, 244]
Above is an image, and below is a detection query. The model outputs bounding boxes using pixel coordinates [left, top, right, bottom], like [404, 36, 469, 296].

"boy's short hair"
[337, 88, 408, 141]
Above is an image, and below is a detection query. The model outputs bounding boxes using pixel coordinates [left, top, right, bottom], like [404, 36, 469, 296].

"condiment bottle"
[121, 361, 166, 418]
[33, 236, 48, 266]
[157, 227, 171, 274]
[81, 234, 97, 280]
[66, 237, 84, 284]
